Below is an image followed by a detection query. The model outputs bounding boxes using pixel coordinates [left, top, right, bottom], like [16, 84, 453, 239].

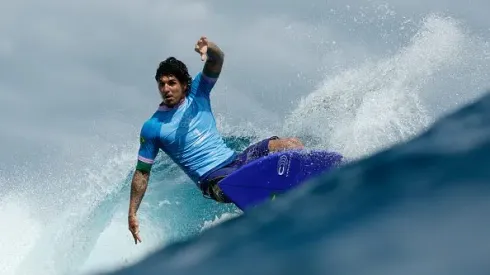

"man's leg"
[268, 137, 304, 152]
[219, 137, 303, 202]
[234, 136, 305, 165]
[203, 136, 305, 203]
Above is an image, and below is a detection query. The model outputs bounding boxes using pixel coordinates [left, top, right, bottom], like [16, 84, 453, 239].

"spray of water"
[0, 193, 41, 275]
[0, 137, 168, 275]
[284, 15, 477, 160]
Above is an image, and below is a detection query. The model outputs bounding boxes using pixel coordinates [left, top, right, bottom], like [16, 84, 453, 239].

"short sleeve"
[136, 120, 160, 172]
[188, 72, 218, 98]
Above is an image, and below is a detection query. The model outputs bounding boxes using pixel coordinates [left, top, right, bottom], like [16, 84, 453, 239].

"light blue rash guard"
[136, 72, 236, 186]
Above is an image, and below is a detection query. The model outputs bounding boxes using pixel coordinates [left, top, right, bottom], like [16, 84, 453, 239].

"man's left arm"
[202, 41, 224, 80]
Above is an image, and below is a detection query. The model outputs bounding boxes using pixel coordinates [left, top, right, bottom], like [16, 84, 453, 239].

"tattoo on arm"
[128, 170, 149, 217]
[203, 41, 224, 78]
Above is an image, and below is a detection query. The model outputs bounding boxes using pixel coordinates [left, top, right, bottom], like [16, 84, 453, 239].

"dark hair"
[155, 57, 192, 93]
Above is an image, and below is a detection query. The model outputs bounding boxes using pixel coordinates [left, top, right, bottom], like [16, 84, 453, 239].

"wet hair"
[155, 57, 192, 93]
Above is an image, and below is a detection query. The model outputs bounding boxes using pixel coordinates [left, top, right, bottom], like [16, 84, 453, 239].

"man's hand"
[128, 215, 142, 244]
[194, 36, 209, 61]
[194, 36, 224, 78]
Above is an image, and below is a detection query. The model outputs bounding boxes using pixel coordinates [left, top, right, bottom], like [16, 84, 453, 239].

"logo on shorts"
[140, 136, 145, 144]
[277, 154, 290, 176]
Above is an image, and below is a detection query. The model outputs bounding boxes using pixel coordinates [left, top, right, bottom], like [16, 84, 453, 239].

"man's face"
[158, 75, 187, 107]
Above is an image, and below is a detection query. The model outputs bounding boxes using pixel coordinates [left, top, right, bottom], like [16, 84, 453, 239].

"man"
[128, 36, 304, 244]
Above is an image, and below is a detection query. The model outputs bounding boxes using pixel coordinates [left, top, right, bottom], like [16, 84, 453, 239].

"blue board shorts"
[199, 136, 279, 202]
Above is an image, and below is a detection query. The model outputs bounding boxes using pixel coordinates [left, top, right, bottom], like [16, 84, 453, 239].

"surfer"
[128, 36, 304, 244]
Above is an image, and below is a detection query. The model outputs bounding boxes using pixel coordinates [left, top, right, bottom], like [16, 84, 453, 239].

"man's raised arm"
[195, 36, 225, 79]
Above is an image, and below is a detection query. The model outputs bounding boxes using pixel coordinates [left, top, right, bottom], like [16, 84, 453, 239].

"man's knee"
[286, 137, 304, 148]
[269, 137, 304, 152]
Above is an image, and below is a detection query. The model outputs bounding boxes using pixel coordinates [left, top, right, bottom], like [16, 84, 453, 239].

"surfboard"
[218, 150, 343, 211]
